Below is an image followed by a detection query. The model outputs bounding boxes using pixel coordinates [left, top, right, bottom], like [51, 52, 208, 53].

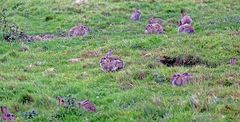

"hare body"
[100, 50, 124, 72]
[145, 23, 164, 34]
[230, 58, 237, 65]
[131, 10, 141, 21]
[178, 23, 195, 34]
[76, 100, 96, 112]
[68, 24, 90, 37]
[1, 106, 15, 121]
[172, 73, 192, 86]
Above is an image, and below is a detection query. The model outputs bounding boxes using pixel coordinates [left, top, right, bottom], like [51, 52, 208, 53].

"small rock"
[76, 100, 96, 112]
[43, 68, 56, 77]
[68, 58, 81, 63]
[74, 0, 87, 5]
[35, 61, 45, 66]
[24, 64, 35, 72]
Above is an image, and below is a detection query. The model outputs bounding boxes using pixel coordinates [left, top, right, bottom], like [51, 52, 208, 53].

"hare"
[130, 9, 141, 21]
[178, 22, 195, 34]
[75, 100, 96, 112]
[230, 57, 237, 65]
[181, 10, 192, 25]
[68, 23, 90, 37]
[99, 50, 124, 72]
[1, 106, 15, 121]
[145, 23, 164, 34]
[148, 16, 163, 25]
[171, 73, 192, 86]
[57, 96, 66, 107]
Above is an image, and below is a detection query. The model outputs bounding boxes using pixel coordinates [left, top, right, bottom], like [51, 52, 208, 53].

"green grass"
[0, 0, 240, 121]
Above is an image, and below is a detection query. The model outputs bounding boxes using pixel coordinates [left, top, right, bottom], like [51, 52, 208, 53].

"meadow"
[0, 0, 240, 121]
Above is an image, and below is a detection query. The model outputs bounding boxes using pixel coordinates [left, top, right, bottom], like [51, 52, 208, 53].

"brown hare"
[230, 57, 237, 65]
[68, 23, 90, 37]
[145, 23, 164, 34]
[172, 73, 192, 86]
[181, 9, 192, 25]
[1, 106, 15, 121]
[148, 16, 163, 25]
[130, 9, 141, 21]
[99, 50, 124, 72]
[57, 96, 66, 107]
[75, 100, 96, 112]
[178, 22, 195, 34]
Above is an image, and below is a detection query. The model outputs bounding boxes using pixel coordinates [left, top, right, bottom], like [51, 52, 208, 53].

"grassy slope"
[0, 0, 240, 121]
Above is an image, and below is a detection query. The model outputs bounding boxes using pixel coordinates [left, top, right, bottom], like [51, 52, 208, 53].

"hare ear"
[178, 21, 182, 26]
[177, 21, 180, 26]
[1, 106, 7, 113]
[57, 96, 62, 103]
[106, 50, 112, 57]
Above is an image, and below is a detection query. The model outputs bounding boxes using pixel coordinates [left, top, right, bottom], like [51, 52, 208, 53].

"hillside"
[0, 0, 240, 121]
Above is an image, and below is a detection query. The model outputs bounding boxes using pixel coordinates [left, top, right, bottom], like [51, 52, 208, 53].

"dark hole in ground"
[45, 16, 54, 21]
[158, 55, 218, 68]
[19, 94, 34, 104]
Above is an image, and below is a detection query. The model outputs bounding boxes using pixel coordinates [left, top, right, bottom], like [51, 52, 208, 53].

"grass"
[0, 0, 240, 121]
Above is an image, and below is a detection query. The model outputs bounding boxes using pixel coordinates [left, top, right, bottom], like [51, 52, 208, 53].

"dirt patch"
[134, 71, 149, 80]
[218, 73, 240, 86]
[229, 31, 240, 36]
[68, 58, 82, 63]
[140, 51, 152, 58]
[80, 51, 99, 58]
[17, 75, 28, 81]
[118, 81, 134, 90]
[157, 55, 217, 67]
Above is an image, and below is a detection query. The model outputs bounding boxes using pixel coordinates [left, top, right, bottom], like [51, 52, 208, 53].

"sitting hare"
[1, 106, 15, 121]
[130, 9, 141, 21]
[181, 9, 192, 25]
[75, 100, 96, 112]
[99, 50, 124, 72]
[68, 23, 90, 37]
[230, 57, 237, 65]
[57, 96, 66, 107]
[171, 73, 192, 86]
[178, 21, 195, 34]
[145, 23, 164, 34]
